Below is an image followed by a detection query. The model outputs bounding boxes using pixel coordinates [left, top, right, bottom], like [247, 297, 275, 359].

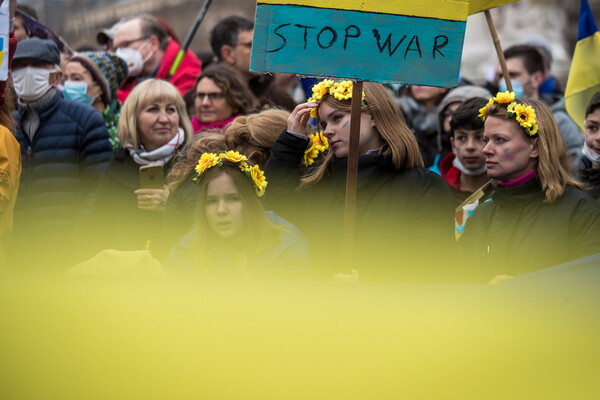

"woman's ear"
[529, 137, 539, 159]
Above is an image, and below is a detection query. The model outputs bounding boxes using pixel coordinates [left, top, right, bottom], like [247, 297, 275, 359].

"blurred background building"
[17, 0, 600, 88]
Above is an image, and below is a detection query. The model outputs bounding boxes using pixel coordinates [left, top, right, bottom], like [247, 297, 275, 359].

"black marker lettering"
[372, 29, 406, 56]
[433, 35, 449, 59]
[267, 23, 290, 53]
[404, 35, 422, 59]
[343, 25, 361, 50]
[317, 26, 337, 49]
[295, 24, 315, 50]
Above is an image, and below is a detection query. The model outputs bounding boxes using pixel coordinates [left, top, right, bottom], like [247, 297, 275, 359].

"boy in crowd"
[439, 97, 490, 202]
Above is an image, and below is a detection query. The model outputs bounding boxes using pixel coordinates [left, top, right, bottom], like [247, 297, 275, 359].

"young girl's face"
[318, 102, 381, 158]
[205, 173, 245, 240]
[584, 108, 600, 155]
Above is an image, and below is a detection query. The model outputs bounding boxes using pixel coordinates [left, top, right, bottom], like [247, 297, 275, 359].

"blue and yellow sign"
[251, 0, 471, 87]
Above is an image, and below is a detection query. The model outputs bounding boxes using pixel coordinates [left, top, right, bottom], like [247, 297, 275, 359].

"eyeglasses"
[115, 36, 149, 50]
[196, 92, 225, 102]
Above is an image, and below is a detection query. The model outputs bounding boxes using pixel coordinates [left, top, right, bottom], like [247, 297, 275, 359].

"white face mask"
[582, 142, 600, 164]
[12, 66, 57, 103]
[115, 40, 153, 78]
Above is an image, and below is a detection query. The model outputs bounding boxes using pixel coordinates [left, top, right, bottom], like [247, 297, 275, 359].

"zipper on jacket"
[27, 146, 32, 162]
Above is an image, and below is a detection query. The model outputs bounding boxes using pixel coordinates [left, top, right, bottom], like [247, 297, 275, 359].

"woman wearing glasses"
[192, 64, 257, 134]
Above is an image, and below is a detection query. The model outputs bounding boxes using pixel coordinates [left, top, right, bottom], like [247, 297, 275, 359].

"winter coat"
[117, 38, 202, 102]
[264, 131, 457, 282]
[459, 179, 600, 282]
[397, 95, 439, 167]
[10, 92, 112, 271]
[88, 148, 181, 259]
[164, 211, 311, 279]
[544, 94, 584, 166]
[0, 125, 21, 269]
[579, 156, 600, 206]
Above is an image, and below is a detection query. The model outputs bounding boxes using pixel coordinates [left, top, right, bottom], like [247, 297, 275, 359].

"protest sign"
[469, 0, 518, 14]
[0, 1, 9, 81]
[251, 0, 470, 87]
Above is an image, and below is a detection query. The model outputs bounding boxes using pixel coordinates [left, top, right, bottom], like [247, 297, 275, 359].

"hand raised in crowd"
[287, 102, 317, 136]
[134, 187, 169, 212]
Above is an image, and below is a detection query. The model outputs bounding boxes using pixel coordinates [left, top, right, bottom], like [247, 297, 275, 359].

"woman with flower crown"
[460, 91, 600, 283]
[164, 151, 310, 279]
[264, 80, 456, 282]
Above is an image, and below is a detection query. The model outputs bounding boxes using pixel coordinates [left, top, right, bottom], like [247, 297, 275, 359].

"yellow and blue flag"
[565, 0, 600, 131]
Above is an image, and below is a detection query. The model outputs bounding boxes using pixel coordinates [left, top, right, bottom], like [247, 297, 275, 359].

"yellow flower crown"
[478, 91, 539, 137]
[307, 79, 366, 118]
[303, 131, 329, 167]
[193, 150, 268, 197]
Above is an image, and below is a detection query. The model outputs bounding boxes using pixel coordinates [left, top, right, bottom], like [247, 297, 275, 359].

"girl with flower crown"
[264, 80, 456, 282]
[460, 92, 600, 283]
[164, 151, 310, 279]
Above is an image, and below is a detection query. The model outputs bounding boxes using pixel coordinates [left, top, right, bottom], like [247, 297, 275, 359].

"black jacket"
[579, 156, 600, 205]
[88, 149, 179, 259]
[460, 179, 600, 282]
[264, 131, 457, 282]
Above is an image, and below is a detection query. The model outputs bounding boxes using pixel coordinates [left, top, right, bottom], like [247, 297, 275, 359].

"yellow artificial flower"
[330, 80, 353, 101]
[528, 122, 539, 136]
[239, 161, 250, 172]
[506, 102, 518, 114]
[308, 79, 334, 102]
[303, 144, 319, 167]
[248, 165, 268, 196]
[478, 105, 488, 121]
[310, 107, 318, 119]
[220, 150, 247, 163]
[310, 131, 329, 152]
[513, 104, 537, 129]
[494, 91, 515, 104]
[195, 152, 220, 177]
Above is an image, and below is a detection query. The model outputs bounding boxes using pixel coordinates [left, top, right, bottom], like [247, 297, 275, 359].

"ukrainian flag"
[565, 0, 600, 131]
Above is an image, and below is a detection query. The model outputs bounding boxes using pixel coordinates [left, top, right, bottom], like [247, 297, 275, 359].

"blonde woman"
[265, 81, 456, 282]
[89, 79, 192, 256]
[460, 92, 600, 282]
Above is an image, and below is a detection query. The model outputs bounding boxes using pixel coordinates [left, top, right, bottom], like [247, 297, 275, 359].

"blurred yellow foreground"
[1, 255, 599, 399]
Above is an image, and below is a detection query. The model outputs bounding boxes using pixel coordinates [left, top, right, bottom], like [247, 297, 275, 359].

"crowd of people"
[1, 0, 599, 283]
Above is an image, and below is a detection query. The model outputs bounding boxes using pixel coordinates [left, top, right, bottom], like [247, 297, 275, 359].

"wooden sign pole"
[484, 10, 513, 92]
[341, 81, 363, 271]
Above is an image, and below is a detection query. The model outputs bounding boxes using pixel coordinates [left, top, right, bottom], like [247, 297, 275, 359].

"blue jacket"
[10, 91, 112, 269]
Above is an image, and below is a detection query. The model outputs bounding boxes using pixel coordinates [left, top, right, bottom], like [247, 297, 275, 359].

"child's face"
[451, 128, 486, 172]
[584, 108, 600, 155]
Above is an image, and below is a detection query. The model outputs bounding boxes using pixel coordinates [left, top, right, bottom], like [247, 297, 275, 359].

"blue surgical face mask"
[63, 81, 95, 104]
[498, 79, 526, 98]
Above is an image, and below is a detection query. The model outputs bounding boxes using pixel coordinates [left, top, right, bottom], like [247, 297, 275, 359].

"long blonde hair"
[300, 82, 422, 187]
[485, 98, 583, 202]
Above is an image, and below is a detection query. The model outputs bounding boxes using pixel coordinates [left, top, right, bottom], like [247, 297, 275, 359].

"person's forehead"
[197, 77, 222, 91]
[238, 29, 254, 42]
[113, 19, 142, 44]
[454, 128, 483, 136]
[65, 61, 93, 76]
[506, 57, 528, 74]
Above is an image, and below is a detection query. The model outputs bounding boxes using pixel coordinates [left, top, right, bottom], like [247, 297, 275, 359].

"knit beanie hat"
[68, 51, 129, 104]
